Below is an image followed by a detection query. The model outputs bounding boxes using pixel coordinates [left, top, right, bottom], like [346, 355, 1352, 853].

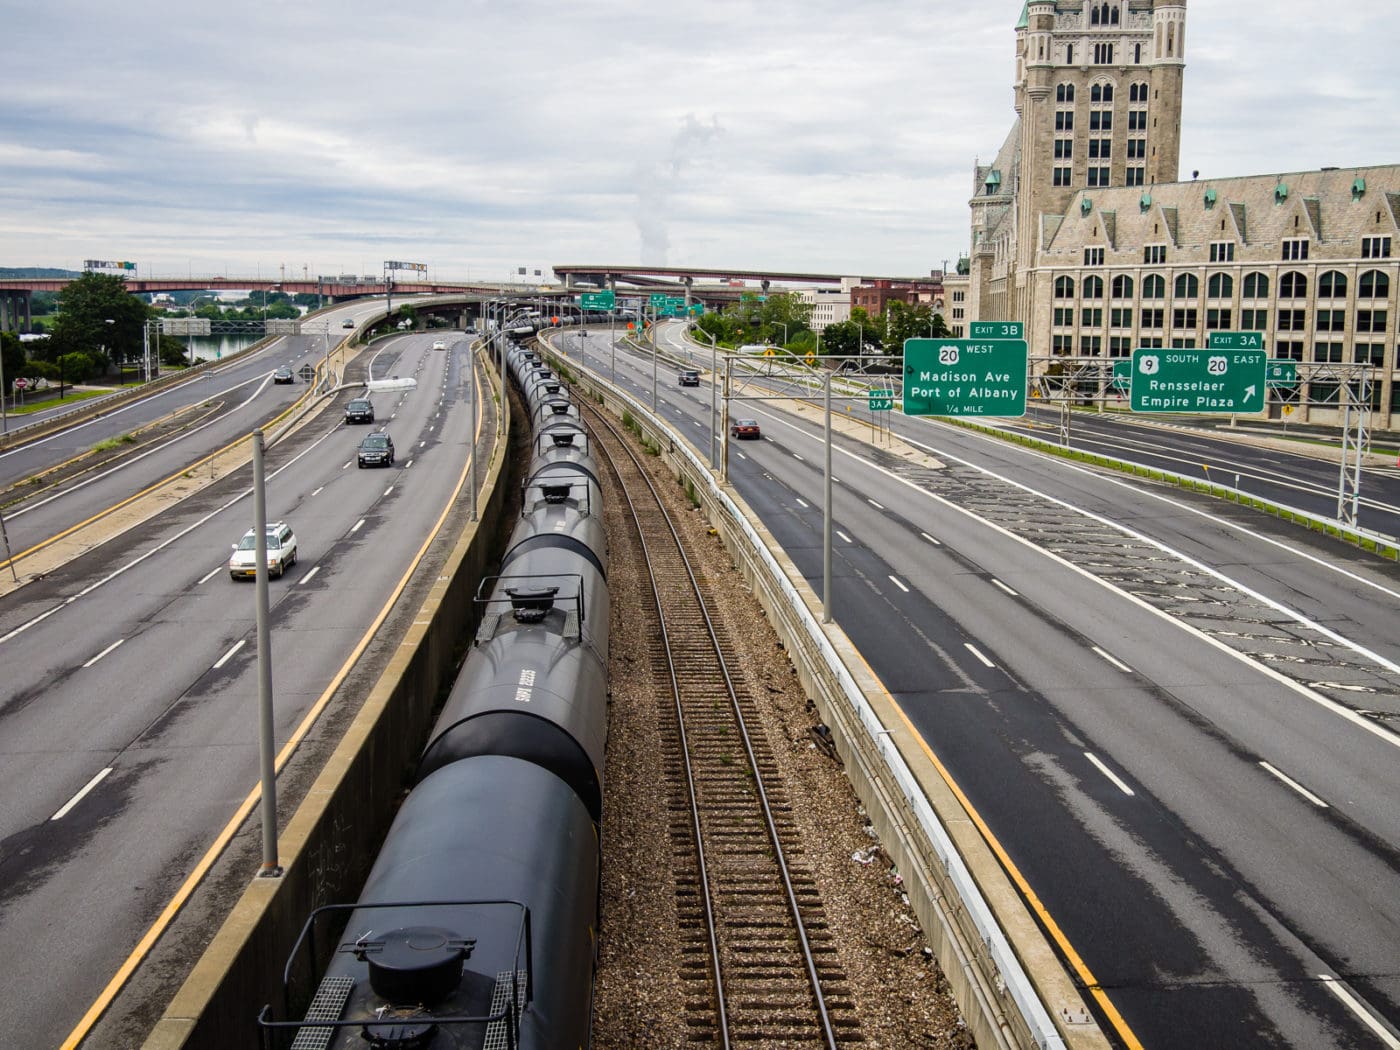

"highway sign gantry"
[903, 338, 1028, 417]
[579, 290, 615, 310]
[1267, 359, 1299, 387]
[1129, 347, 1267, 414]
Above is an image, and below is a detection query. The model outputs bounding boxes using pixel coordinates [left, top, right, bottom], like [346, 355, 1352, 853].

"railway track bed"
[584, 400, 972, 1048]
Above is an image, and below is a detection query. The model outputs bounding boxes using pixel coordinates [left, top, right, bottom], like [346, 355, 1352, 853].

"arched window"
[1242, 272, 1270, 299]
[1143, 274, 1166, 300]
[1280, 271, 1307, 299]
[1055, 275, 1076, 299]
[1057, 83, 1076, 104]
[1112, 274, 1135, 299]
[1100, 83, 1114, 103]
[1174, 273, 1200, 299]
[1360, 269, 1390, 299]
[1318, 270, 1348, 298]
[1207, 273, 1233, 300]
[1083, 275, 1105, 300]
[1091, 84, 1102, 102]
[1111, 4, 1120, 24]
[1091, 4, 1101, 24]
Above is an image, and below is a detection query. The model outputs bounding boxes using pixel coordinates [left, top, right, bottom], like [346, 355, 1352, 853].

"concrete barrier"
[563, 345, 1110, 1050]
[141, 359, 512, 1050]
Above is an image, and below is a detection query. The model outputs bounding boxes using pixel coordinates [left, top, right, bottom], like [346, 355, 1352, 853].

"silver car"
[228, 522, 298, 580]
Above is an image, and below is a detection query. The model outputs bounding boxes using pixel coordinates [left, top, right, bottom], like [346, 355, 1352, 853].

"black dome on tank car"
[263, 756, 598, 1050]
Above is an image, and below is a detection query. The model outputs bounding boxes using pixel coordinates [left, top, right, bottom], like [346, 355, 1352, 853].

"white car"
[228, 522, 298, 580]
[431, 339, 447, 351]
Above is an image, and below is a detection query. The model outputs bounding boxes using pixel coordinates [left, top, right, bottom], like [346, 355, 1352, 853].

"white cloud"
[0, 1, 1396, 279]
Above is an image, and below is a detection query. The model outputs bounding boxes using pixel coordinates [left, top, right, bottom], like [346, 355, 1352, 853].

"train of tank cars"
[259, 322, 608, 1049]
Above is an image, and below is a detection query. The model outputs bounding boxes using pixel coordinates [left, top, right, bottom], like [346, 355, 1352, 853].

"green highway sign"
[649, 293, 668, 306]
[1208, 331, 1265, 350]
[868, 389, 895, 412]
[969, 321, 1025, 340]
[1129, 348, 1267, 413]
[579, 290, 615, 310]
[1267, 359, 1299, 387]
[903, 338, 1028, 417]
[1112, 359, 1131, 390]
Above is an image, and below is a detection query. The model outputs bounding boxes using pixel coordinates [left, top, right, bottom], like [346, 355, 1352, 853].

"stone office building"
[967, 0, 1400, 425]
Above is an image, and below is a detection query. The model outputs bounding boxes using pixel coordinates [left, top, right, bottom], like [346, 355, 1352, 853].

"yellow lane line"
[60, 359, 488, 1049]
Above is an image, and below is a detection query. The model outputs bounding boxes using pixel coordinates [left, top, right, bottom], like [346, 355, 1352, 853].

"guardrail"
[547, 335, 1108, 1050]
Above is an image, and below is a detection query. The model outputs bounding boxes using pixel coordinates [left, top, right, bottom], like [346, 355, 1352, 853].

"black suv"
[272, 366, 294, 384]
[345, 398, 374, 424]
[357, 432, 395, 468]
[679, 369, 701, 386]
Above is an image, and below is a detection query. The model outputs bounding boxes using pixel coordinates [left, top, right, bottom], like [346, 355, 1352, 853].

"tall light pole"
[691, 322, 719, 468]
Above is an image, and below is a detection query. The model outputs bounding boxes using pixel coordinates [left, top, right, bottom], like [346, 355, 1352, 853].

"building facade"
[967, 0, 1400, 425]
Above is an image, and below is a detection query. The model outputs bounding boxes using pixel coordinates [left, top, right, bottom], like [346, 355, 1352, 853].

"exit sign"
[969, 321, 1024, 340]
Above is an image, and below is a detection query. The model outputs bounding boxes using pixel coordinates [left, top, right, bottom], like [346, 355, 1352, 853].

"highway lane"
[0, 299, 394, 491]
[986, 399, 1400, 540]
[0, 333, 484, 1049]
[567, 327, 1400, 1048]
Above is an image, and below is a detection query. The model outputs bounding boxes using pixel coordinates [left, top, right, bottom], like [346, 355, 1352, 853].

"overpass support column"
[1, 292, 13, 334]
[23, 291, 32, 334]
[682, 275, 693, 307]
[761, 279, 771, 297]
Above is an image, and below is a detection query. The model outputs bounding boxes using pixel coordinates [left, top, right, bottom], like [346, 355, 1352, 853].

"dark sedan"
[730, 418, 761, 440]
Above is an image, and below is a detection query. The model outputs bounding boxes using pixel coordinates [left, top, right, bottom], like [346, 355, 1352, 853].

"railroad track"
[583, 399, 863, 1048]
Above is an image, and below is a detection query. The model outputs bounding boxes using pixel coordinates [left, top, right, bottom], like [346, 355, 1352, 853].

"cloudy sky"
[1, 1, 1396, 282]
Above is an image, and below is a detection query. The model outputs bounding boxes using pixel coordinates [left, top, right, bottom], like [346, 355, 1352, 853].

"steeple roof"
[1016, 2, 1029, 30]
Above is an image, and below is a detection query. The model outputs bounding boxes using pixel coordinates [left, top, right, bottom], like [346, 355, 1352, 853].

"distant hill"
[0, 267, 81, 278]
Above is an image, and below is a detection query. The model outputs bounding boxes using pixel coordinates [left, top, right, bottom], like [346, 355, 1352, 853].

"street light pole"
[823, 369, 833, 623]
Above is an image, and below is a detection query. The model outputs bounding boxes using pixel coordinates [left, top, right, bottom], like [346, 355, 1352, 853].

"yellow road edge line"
[875, 659, 1146, 1050]
[60, 357, 488, 1050]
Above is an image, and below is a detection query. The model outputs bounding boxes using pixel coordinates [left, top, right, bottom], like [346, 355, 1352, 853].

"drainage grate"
[290, 975, 354, 1050]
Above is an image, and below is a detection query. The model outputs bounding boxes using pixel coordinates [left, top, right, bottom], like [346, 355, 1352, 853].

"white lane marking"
[965, 643, 996, 668]
[1086, 752, 1137, 796]
[793, 453, 804, 461]
[342, 461, 352, 469]
[83, 639, 124, 668]
[792, 415, 1400, 754]
[419, 441, 426, 448]
[311, 486, 325, 497]
[406, 460, 414, 469]
[795, 498, 809, 509]
[1318, 975, 1400, 1048]
[1260, 762, 1329, 808]
[351, 519, 365, 534]
[51, 767, 113, 821]
[213, 639, 246, 669]
[383, 487, 394, 497]
[921, 532, 941, 545]
[299, 566, 321, 584]
[868, 498, 885, 510]
[1092, 645, 1134, 673]
[737, 452, 748, 460]
[693, 420, 704, 427]
[833, 476, 842, 484]
[992, 578, 1019, 597]
[837, 530, 853, 544]
[197, 565, 224, 586]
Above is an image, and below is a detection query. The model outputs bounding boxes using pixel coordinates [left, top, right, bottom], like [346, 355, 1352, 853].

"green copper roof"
[1017, 2, 1029, 29]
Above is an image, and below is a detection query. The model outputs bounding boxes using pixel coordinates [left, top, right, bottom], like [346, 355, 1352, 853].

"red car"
[730, 418, 761, 440]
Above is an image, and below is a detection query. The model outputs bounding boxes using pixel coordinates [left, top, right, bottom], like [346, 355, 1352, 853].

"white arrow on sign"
[1244, 385, 1257, 401]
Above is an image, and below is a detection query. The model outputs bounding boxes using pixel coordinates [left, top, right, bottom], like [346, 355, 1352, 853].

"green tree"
[46, 272, 149, 371]
[57, 351, 96, 383]
[819, 320, 861, 359]
[2, 331, 26, 393]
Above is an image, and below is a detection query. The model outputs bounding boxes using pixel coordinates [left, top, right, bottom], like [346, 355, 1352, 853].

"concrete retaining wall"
[142, 360, 512, 1050]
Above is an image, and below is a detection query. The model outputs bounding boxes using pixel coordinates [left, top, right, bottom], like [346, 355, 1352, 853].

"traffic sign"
[969, 321, 1025, 340]
[903, 338, 1028, 417]
[1112, 359, 1131, 391]
[1208, 331, 1264, 351]
[1129, 348, 1267, 414]
[580, 290, 615, 310]
[1266, 359, 1299, 387]
[804, 352, 816, 364]
[868, 389, 895, 412]
[649, 293, 668, 307]
[14, 377, 28, 390]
